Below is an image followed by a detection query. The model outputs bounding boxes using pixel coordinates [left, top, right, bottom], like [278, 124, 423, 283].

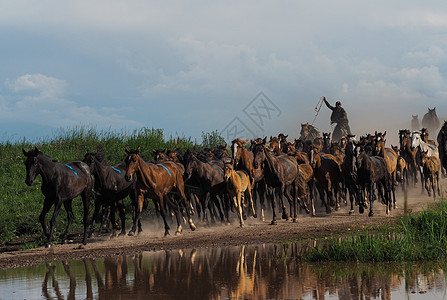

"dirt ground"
[0, 179, 445, 270]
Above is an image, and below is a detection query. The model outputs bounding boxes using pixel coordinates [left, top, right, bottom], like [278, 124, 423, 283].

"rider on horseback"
[323, 97, 352, 141]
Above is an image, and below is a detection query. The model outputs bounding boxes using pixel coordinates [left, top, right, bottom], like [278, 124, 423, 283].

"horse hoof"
[190, 224, 196, 231]
[118, 232, 126, 237]
[282, 213, 288, 220]
[292, 218, 297, 223]
[45, 244, 52, 249]
[253, 213, 258, 219]
[128, 231, 135, 237]
[349, 210, 355, 215]
[270, 220, 277, 225]
[240, 224, 244, 228]
[368, 212, 374, 217]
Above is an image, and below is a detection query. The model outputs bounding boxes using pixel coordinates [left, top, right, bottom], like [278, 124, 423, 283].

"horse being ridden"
[83, 151, 137, 237]
[124, 147, 196, 236]
[23, 147, 93, 247]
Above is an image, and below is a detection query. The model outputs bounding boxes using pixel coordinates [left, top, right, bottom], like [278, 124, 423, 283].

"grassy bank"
[0, 126, 224, 246]
[300, 199, 447, 262]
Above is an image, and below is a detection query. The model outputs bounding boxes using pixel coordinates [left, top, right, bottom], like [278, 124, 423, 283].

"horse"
[411, 130, 439, 192]
[420, 150, 440, 198]
[296, 163, 315, 216]
[124, 147, 196, 236]
[83, 151, 137, 237]
[269, 136, 282, 155]
[342, 138, 363, 214]
[308, 144, 343, 213]
[399, 129, 418, 186]
[391, 146, 409, 191]
[223, 161, 256, 227]
[420, 128, 436, 145]
[232, 138, 267, 221]
[300, 123, 320, 142]
[411, 115, 420, 132]
[374, 131, 398, 209]
[23, 147, 93, 247]
[355, 145, 391, 216]
[252, 138, 300, 223]
[421, 107, 440, 135]
[437, 121, 447, 176]
[322, 132, 331, 153]
[184, 150, 230, 224]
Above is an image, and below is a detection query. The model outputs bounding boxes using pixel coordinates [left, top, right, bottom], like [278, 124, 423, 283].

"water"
[0, 243, 446, 299]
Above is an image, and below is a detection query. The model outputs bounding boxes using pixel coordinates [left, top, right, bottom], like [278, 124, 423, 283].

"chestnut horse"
[374, 132, 398, 209]
[23, 147, 93, 247]
[223, 162, 256, 227]
[420, 150, 440, 199]
[124, 147, 196, 236]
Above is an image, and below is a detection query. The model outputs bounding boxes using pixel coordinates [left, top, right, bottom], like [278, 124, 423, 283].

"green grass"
[300, 199, 447, 262]
[0, 126, 224, 247]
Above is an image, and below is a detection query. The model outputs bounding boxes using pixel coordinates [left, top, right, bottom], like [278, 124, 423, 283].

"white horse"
[411, 130, 439, 159]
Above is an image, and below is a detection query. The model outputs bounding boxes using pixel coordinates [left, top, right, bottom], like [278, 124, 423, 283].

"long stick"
[311, 96, 324, 125]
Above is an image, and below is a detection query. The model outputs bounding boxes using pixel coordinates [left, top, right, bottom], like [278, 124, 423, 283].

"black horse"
[342, 138, 362, 214]
[83, 151, 137, 237]
[23, 147, 93, 247]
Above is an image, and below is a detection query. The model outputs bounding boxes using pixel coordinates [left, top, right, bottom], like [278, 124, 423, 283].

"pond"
[0, 243, 446, 299]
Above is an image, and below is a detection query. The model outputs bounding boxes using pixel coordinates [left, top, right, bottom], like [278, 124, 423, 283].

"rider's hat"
[335, 101, 341, 106]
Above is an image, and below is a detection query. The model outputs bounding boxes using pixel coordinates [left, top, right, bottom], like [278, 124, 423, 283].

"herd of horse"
[22, 119, 447, 248]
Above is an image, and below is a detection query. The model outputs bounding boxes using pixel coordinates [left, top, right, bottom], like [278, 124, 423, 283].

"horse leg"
[392, 173, 397, 209]
[129, 194, 144, 236]
[48, 200, 63, 247]
[368, 184, 374, 217]
[117, 200, 126, 236]
[246, 188, 257, 219]
[276, 188, 288, 220]
[88, 196, 103, 237]
[284, 185, 295, 222]
[269, 188, 277, 225]
[81, 189, 91, 245]
[258, 182, 267, 222]
[234, 193, 244, 227]
[348, 184, 355, 215]
[39, 197, 53, 242]
[61, 200, 74, 243]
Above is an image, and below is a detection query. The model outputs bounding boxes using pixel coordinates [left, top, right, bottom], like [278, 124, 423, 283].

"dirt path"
[0, 181, 444, 270]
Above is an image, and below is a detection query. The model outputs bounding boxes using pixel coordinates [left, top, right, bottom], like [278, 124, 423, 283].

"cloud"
[1, 74, 140, 130]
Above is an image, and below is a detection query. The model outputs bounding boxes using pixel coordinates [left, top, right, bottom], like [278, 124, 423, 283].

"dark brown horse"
[184, 150, 229, 224]
[83, 151, 137, 237]
[300, 123, 320, 142]
[308, 145, 342, 213]
[253, 138, 300, 223]
[421, 107, 440, 135]
[342, 138, 363, 214]
[124, 147, 196, 236]
[355, 145, 391, 216]
[437, 121, 447, 176]
[399, 129, 418, 186]
[23, 147, 93, 247]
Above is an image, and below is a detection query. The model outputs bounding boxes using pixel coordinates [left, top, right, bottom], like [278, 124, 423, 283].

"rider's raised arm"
[323, 97, 335, 110]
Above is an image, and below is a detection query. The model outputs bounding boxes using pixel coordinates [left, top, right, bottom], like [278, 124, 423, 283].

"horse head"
[252, 138, 266, 169]
[22, 147, 41, 186]
[223, 160, 234, 182]
[410, 131, 422, 151]
[124, 147, 141, 181]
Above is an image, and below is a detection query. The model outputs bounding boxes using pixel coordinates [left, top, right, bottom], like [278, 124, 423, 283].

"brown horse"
[232, 138, 267, 221]
[391, 146, 408, 190]
[421, 107, 440, 135]
[297, 163, 315, 216]
[124, 147, 196, 236]
[308, 145, 342, 213]
[223, 162, 256, 227]
[375, 131, 398, 209]
[421, 128, 436, 145]
[23, 147, 93, 247]
[300, 123, 320, 142]
[399, 129, 418, 186]
[253, 138, 300, 223]
[420, 150, 440, 198]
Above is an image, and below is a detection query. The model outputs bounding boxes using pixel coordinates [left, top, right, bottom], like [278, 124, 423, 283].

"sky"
[1, 1, 447, 145]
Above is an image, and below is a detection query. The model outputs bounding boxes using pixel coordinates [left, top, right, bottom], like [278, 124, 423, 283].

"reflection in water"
[1, 242, 446, 299]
